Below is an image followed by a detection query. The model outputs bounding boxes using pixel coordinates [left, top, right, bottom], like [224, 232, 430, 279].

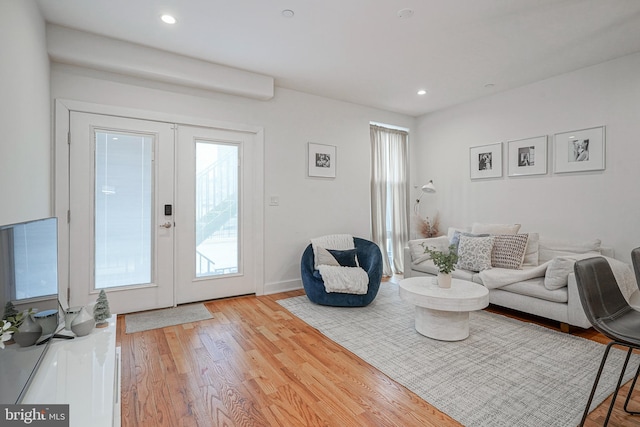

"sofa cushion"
[538, 238, 602, 263]
[544, 252, 601, 290]
[471, 273, 484, 285]
[408, 236, 449, 263]
[500, 277, 568, 303]
[411, 259, 439, 275]
[411, 259, 476, 281]
[471, 222, 521, 235]
[453, 269, 477, 282]
[491, 234, 529, 269]
[522, 233, 540, 266]
[457, 235, 494, 272]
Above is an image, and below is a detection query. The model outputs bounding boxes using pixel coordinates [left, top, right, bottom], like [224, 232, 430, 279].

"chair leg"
[603, 347, 634, 426]
[580, 342, 616, 427]
[623, 361, 640, 415]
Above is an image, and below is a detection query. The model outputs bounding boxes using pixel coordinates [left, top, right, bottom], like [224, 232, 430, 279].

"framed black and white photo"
[470, 142, 502, 179]
[508, 135, 547, 177]
[554, 126, 605, 173]
[308, 142, 336, 178]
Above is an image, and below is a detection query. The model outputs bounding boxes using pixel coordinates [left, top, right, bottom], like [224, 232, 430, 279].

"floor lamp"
[413, 180, 436, 215]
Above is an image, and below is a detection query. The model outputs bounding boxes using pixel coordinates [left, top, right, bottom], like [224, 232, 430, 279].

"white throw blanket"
[318, 265, 369, 294]
[478, 256, 637, 302]
[479, 261, 551, 289]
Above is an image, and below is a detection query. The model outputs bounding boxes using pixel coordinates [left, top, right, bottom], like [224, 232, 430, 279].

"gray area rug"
[125, 303, 213, 334]
[278, 283, 640, 427]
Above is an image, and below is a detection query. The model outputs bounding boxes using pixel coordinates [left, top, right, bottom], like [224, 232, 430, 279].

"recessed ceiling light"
[282, 9, 295, 18]
[484, 83, 495, 88]
[417, 89, 427, 95]
[161, 14, 177, 24]
[397, 8, 414, 19]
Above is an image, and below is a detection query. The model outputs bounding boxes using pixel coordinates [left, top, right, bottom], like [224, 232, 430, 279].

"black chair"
[573, 256, 640, 426]
[632, 247, 640, 288]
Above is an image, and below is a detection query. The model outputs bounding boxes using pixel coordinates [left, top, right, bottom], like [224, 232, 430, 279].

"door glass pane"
[94, 131, 153, 288]
[195, 141, 239, 277]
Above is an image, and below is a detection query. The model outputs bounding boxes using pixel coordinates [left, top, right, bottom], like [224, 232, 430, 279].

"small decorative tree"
[422, 244, 458, 274]
[422, 244, 459, 289]
[2, 301, 18, 321]
[93, 290, 111, 328]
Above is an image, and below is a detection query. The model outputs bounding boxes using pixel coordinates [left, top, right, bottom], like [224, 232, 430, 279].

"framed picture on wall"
[507, 135, 547, 177]
[554, 126, 605, 173]
[308, 142, 336, 178]
[470, 142, 502, 179]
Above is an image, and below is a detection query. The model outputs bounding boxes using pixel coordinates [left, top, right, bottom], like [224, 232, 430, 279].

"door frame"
[54, 99, 265, 310]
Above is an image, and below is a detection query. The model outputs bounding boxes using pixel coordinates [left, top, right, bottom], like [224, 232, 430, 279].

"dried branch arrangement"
[414, 212, 441, 238]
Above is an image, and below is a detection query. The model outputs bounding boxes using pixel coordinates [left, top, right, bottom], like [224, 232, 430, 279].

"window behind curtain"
[370, 124, 409, 276]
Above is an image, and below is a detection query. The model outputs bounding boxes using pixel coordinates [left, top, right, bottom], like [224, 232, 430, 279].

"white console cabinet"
[22, 316, 121, 427]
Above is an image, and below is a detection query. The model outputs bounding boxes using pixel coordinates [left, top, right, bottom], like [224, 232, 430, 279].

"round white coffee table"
[399, 276, 489, 341]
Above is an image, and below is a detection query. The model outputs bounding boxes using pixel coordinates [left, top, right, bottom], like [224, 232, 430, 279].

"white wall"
[0, 0, 51, 225]
[414, 52, 640, 264]
[50, 64, 414, 292]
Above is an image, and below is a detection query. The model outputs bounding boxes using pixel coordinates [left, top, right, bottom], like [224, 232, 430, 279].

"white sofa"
[403, 224, 626, 331]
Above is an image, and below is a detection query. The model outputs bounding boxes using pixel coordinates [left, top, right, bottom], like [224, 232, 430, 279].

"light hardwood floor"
[117, 279, 640, 427]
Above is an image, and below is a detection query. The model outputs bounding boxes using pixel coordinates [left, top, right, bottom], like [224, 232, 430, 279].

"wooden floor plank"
[117, 280, 640, 426]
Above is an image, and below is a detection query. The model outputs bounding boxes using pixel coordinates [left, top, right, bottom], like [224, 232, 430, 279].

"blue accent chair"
[301, 237, 383, 307]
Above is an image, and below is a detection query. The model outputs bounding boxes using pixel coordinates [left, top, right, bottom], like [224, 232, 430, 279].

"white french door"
[174, 126, 256, 303]
[69, 112, 175, 313]
[64, 107, 261, 314]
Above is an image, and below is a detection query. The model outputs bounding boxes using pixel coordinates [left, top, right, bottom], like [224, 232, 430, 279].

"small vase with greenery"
[5, 308, 34, 330]
[0, 319, 17, 349]
[422, 244, 458, 288]
[1, 308, 36, 348]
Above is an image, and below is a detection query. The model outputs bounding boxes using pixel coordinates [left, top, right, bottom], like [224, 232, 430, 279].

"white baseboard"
[263, 278, 303, 295]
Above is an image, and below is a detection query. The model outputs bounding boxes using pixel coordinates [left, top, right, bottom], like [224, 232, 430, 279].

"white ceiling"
[36, 0, 640, 117]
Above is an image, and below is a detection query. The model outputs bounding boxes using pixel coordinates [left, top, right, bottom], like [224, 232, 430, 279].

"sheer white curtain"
[370, 125, 409, 276]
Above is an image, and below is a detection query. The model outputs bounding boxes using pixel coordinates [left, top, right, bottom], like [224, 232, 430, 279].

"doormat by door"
[125, 303, 213, 333]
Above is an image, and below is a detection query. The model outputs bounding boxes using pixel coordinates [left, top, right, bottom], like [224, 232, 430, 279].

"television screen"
[0, 217, 61, 403]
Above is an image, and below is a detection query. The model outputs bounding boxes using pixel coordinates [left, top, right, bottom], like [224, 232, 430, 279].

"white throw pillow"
[491, 234, 529, 269]
[544, 252, 601, 290]
[538, 238, 602, 264]
[408, 236, 450, 264]
[457, 235, 495, 272]
[471, 222, 521, 235]
[315, 246, 341, 267]
[522, 233, 540, 266]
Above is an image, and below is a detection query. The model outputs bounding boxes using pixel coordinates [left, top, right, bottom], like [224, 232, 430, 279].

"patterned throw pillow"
[491, 234, 529, 269]
[450, 231, 489, 254]
[456, 236, 494, 272]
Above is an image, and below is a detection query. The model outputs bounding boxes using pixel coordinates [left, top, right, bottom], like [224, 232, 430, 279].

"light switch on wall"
[269, 196, 279, 206]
